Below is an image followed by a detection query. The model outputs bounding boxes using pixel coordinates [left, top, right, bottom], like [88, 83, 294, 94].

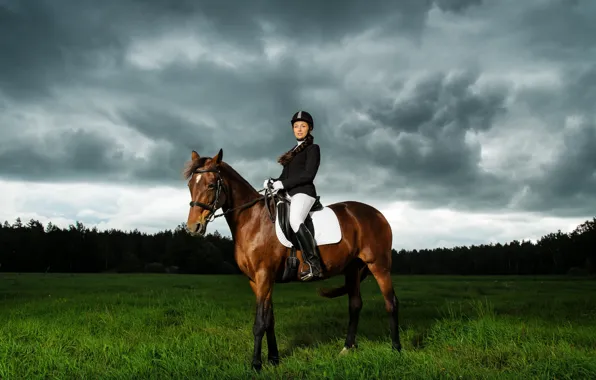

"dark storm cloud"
[562, 66, 596, 114]
[369, 70, 507, 136]
[117, 106, 215, 153]
[328, 69, 512, 208]
[127, 0, 435, 43]
[0, 0, 481, 102]
[434, 0, 483, 13]
[535, 119, 596, 214]
[0, 0, 128, 100]
[0, 128, 125, 181]
[514, 0, 596, 62]
[514, 66, 596, 215]
[0, 122, 207, 185]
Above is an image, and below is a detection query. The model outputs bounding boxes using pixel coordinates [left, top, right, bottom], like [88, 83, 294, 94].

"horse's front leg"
[250, 271, 277, 371]
[266, 300, 279, 365]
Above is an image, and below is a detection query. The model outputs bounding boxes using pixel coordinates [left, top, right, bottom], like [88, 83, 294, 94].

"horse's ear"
[213, 149, 223, 165]
[191, 151, 200, 161]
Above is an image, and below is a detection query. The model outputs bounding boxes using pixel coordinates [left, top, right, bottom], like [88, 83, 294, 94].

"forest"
[0, 216, 594, 275]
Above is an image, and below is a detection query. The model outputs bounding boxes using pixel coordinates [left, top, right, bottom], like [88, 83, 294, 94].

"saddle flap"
[274, 201, 342, 249]
[277, 200, 291, 241]
[276, 197, 315, 244]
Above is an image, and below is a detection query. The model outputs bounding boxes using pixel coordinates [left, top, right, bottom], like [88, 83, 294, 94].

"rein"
[213, 189, 275, 222]
[189, 166, 277, 223]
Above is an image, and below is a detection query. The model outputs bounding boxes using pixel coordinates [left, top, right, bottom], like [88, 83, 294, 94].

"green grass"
[1, 274, 595, 379]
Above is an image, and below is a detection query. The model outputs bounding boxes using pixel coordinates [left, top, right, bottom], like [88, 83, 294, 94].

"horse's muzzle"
[187, 221, 207, 236]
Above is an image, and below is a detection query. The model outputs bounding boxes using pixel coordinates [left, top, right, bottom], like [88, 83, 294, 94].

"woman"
[264, 110, 322, 281]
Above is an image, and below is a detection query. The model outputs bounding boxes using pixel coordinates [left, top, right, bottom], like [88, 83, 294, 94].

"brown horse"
[184, 149, 401, 371]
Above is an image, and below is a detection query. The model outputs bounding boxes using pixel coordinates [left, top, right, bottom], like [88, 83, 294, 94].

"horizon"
[1, 0, 595, 251]
[4, 212, 594, 253]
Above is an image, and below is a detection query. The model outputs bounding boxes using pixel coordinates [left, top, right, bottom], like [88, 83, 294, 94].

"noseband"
[189, 167, 225, 223]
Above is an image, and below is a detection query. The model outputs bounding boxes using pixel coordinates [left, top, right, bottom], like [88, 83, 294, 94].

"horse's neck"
[221, 164, 264, 239]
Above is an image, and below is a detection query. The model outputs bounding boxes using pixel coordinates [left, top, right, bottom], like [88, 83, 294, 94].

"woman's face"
[293, 121, 310, 140]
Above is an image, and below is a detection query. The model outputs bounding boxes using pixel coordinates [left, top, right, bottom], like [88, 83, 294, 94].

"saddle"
[276, 195, 323, 244]
[275, 193, 323, 282]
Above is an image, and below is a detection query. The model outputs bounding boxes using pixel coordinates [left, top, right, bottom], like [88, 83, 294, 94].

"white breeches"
[287, 193, 316, 232]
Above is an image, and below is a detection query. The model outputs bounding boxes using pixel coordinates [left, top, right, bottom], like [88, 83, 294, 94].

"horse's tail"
[317, 265, 370, 298]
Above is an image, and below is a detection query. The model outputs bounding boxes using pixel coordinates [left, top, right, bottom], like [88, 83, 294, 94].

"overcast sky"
[1, 0, 594, 250]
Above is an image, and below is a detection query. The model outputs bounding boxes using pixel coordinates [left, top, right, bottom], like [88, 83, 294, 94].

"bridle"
[189, 167, 226, 223]
[188, 166, 276, 223]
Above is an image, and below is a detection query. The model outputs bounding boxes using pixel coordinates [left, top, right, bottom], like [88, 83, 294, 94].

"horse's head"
[183, 149, 226, 236]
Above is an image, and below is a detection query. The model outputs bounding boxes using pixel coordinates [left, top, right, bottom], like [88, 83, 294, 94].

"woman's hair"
[277, 132, 314, 166]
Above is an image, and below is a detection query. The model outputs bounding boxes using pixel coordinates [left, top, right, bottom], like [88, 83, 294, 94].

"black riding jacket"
[274, 143, 320, 197]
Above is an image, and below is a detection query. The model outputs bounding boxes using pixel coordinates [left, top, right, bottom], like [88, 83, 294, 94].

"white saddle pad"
[274, 202, 342, 248]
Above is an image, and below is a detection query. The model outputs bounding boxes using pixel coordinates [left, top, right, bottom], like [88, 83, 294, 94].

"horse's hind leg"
[367, 261, 401, 351]
[341, 262, 364, 353]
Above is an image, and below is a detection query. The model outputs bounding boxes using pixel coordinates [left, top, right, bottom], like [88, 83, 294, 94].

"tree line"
[0, 217, 594, 275]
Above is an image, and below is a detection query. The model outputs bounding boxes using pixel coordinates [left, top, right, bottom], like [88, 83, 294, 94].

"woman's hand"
[271, 181, 284, 192]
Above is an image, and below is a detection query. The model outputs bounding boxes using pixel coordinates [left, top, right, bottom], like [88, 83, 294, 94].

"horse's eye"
[207, 184, 215, 189]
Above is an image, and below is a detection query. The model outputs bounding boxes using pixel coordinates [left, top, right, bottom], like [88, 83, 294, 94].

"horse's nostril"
[194, 223, 202, 233]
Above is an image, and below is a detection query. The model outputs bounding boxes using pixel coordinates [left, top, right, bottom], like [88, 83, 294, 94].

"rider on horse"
[263, 110, 323, 281]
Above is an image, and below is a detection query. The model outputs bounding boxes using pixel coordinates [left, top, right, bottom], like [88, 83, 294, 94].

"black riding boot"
[295, 223, 323, 281]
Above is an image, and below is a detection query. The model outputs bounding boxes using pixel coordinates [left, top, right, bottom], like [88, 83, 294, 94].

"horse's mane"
[182, 156, 258, 194]
[219, 162, 257, 192]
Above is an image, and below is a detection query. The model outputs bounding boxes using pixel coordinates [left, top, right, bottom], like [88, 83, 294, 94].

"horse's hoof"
[392, 343, 402, 352]
[268, 356, 280, 366]
[252, 362, 262, 371]
[339, 344, 357, 355]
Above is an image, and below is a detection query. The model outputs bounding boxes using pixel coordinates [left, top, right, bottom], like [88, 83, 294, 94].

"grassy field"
[1, 273, 595, 379]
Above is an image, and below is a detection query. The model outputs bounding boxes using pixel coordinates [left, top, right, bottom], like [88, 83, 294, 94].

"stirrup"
[300, 272, 314, 282]
[299, 261, 313, 281]
[299, 261, 321, 281]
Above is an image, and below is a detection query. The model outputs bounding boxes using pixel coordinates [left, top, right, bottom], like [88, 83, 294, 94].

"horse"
[183, 148, 401, 371]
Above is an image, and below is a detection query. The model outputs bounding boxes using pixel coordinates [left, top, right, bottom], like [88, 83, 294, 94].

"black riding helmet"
[291, 110, 314, 130]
